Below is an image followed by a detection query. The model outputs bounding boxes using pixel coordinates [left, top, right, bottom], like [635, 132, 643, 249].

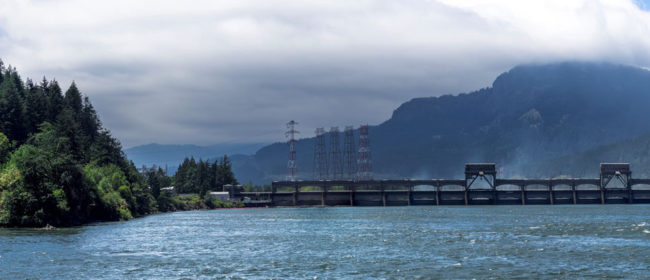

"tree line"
[173, 156, 238, 195]
[0, 60, 157, 226]
[0, 60, 241, 227]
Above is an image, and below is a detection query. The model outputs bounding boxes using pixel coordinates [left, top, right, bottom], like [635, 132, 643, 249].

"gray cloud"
[1, 0, 650, 147]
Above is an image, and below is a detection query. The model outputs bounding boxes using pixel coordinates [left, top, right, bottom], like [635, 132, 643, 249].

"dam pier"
[231, 163, 650, 207]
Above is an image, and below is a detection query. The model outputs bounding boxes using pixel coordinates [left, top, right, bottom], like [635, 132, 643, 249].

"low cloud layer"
[1, 0, 650, 147]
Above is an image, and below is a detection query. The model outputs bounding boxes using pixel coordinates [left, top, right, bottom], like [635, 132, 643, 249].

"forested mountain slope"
[237, 62, 650, 184]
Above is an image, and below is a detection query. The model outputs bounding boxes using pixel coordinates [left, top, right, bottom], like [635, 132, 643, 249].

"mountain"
[235, 62, 650, 185]
[526, 131, 650, 178]
[124, 143, 266, 174]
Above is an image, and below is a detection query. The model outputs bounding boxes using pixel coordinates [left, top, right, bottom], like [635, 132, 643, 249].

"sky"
[1, 0, 650, 148]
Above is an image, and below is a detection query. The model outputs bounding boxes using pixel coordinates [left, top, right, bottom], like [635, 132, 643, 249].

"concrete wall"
[259, 188, 649, 207]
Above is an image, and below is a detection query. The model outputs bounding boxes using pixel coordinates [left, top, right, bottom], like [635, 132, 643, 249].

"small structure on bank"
[207, 191, 230, 202]
[161, 186, 176, 195]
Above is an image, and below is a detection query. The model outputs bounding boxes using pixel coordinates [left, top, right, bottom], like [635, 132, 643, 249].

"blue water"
[1, 205, 649, 279]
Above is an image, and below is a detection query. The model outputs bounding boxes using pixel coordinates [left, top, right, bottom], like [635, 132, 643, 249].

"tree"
[172, 155, 239, 194]
[216, 155, 238, 190]
[144, 167, 171, 199]
[0, 62, 157, 227]
[0, 71, 26, 143]
[46, 80, 64, 122]
[55, 108, 85, 161]
[64, 82, 83, 115]
[0, 123, 94, 226]
[0, 132, 10, 164]
[23, 79, 48, 136]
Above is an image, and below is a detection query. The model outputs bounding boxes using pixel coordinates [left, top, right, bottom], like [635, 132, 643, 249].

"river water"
[1, 205, 649, 279]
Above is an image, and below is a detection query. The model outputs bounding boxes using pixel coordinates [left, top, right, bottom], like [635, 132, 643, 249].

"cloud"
[1, 0, 649, 147]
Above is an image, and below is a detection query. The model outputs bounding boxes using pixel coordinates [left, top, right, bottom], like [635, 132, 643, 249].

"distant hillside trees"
[174, 155, 238, 195]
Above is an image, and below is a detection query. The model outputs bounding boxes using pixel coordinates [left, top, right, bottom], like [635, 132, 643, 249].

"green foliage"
[83, 163, 153, 221]
[0, 162, 20, 192]
[0, 143, 78, 226]
[0, 68, 27, 143]
[0, 132, 10, 164]
[0, 62, 243, 227]
[155, 191, 178, 212]
[143, 166, 171, 199]
[173, 155, 238, 194]
[0, 63, 156, 227]
[211, 199, 244, 209]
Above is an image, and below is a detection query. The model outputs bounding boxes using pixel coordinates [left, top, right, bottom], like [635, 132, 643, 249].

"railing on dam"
[231, 163, 650, 206]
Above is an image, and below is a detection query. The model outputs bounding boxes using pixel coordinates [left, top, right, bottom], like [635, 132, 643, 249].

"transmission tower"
[285, 120, 299, 181]
[343, 126, 356, 179]
[357, 125, 372, 180]
[313, 127, 329, 180]
[329, 127, 343, 179]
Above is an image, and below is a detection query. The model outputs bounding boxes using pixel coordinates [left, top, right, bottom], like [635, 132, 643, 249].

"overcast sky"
[1, 0, 650, 147]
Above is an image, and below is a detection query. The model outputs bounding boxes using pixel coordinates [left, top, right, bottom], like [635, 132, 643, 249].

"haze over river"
[1, 205, 649, 279]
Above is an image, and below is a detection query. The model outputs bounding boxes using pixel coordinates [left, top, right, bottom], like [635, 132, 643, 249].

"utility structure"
[313, 127, 329, 180]
[329, 127, 344, 179]
[343, 126, 356, 180]
[285, 120, 299, 181]
[357, 125, 372, 180]
[600, 163, 631, 188]
[266, 162, 650, 207]
[465, 163, 497, 189]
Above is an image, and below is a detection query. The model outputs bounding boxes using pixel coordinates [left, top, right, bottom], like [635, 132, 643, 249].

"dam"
[230, 163, 650, 206]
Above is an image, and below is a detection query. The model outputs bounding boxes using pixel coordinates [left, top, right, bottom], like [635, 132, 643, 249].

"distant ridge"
[124, 142, 266, 174]
[232, 62, 650, 185]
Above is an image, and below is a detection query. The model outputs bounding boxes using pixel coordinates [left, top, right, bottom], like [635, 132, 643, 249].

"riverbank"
[156, 193, 244, 212]
[0, 193, 244, 229]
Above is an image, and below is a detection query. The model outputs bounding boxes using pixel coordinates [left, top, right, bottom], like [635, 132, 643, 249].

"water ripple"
[1, 205, 649, 279]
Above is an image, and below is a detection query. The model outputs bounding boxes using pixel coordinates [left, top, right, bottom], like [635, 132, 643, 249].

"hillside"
[124, 143, 265, 174]
[0, 64, 157, 227]
[526, 131, 650, 178]
[236, 62, 650, 184]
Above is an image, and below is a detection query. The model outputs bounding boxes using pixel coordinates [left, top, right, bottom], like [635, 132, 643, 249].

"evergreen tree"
[172, 155, 239, 194]
[0, 71, 26, 143]
[24, 79, 48, 136]
[55, 107, 84, 161]
[64, 81, 83, 115]
[0, 62, 156, 227]
[46, 80, 64, 122]
[216, 155, 238, 190]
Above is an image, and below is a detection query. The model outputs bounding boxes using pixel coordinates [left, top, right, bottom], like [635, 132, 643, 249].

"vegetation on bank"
[173, 155, 238, 195]
[143, 163, 241, 212]
[155, 193, 244, 212]
[0, 61, 240, 228]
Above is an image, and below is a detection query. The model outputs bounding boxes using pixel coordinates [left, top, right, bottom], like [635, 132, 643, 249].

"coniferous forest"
[0, 61, 239, 227]
[173, 155, 238, 195]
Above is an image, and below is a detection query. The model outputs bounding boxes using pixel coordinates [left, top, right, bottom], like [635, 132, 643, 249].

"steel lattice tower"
[356, 125, 372, 180]
[285, 120, 299, 181]
[343, 125, 356, 180]
[329, 127, 343, 179]
[313, 127, 329, 180]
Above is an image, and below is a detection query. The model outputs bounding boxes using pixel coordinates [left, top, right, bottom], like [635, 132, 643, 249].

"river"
[1, 205, 649, 279]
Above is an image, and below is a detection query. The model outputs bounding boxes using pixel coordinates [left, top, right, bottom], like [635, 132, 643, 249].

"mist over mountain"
[228, 62, 650, 185]
[527, 131, 650, 178]
[124, 143, 266, 174]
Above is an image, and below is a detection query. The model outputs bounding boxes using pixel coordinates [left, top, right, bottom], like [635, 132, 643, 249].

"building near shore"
[161, 186, 176, 195]
[207, 191, 230, 202]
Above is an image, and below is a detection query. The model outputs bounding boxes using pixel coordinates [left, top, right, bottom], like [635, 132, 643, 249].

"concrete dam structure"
[232, 163, 650, 207]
